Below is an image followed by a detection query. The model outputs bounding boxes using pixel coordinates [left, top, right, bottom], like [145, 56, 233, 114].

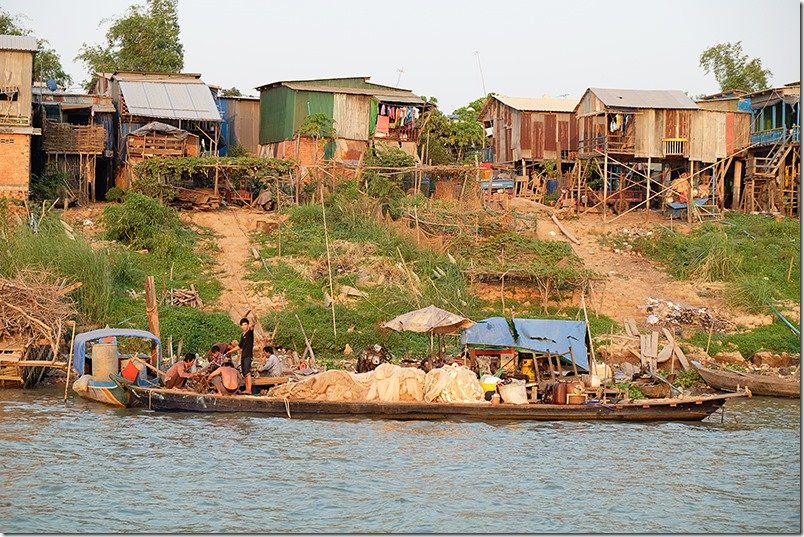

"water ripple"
[0, 389, 799, 533]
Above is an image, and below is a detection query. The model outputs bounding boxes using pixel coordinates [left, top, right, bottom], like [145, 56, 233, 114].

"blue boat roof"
[460, 317, 589, 371]
[72, 328, 161, 376]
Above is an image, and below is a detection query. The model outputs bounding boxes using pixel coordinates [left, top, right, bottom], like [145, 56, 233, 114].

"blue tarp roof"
[460, 317, 517, 348]
[460, 317, 589, 372]
[512, 318, 589, 371]
[72, 328, 161, 376]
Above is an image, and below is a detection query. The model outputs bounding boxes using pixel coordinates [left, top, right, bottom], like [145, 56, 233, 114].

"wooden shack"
[572, 88, 751, 218]
[104, 71, 222, 188]
[478, 95, 578, 171]
[33, 88, 117, 201]
[0, 35, 39, 200]
[256, 77, 426, 165]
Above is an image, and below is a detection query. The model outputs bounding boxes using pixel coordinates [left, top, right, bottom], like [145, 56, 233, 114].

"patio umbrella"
[383, 305, 474, 359]
[383, 305, 474, 334]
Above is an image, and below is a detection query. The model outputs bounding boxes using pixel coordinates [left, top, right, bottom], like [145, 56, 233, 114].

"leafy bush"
[227, 142, 250, 157]
[674, 368, 703, 387]
[30, 162, 68, 202]
[103, 192, 181, 252]
[105, 187, 126, 202]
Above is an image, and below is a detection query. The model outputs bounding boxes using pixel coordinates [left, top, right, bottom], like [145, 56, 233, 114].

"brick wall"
[0, 133, 31, 199]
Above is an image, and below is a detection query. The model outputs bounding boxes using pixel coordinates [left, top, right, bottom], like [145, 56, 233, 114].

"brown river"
[0, 387, 800, 533]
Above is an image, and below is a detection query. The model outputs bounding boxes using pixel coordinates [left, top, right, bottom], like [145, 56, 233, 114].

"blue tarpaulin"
[460, 317, 517, 348]
[460, 317, 589, 372]
[72, 328, 161, 376]
[512, 319, 589, 372]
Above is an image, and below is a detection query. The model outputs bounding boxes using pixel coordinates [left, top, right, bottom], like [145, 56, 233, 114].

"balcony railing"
[662, 138, 687, 156]
[578, 135, 634, 154]
[751, 126, 800, 145]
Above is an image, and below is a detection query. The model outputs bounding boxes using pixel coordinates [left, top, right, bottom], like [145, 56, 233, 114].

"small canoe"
[72, 375, 131, 407]
[692, 361, 800, 398]
[112, 374, 748, 422]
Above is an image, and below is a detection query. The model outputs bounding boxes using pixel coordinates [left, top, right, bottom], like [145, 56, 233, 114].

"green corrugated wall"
[259, 87, 336, 145]
[260, 86, 296, 144]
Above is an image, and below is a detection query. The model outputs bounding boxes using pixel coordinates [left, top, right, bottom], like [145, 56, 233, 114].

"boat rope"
[284, 396, 291, 419]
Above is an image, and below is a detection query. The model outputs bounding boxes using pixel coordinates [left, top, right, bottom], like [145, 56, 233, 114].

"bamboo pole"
[63, 321, 76, 403]
[320, 189, 337, 340]
[602, 151, 609, 223]
[144, 275, 161, 367]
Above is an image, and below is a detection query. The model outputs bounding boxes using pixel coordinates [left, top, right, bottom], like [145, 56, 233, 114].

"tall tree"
[220, 87, 242, 97]
[77, 0, 184, 88]
[699, 41, 771, 93]
[0, 9, 72, 87]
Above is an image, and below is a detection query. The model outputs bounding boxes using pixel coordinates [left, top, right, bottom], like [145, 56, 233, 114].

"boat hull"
[693, 362, 800, 398]
[73, 377, 131, 407]
[115, 377, 745, 422]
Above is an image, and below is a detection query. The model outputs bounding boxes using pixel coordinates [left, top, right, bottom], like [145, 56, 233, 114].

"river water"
[0, 388, 800, 534]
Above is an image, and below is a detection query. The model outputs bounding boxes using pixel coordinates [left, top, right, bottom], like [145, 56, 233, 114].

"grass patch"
[687, 319, 800, 359]
[609, 214, 800, 313]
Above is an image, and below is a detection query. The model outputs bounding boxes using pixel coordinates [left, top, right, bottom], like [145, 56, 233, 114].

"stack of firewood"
[164, 285, 203, 308]
[0, 272, 79, 355]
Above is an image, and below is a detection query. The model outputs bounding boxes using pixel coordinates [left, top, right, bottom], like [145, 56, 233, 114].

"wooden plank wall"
[333, 94, 370, 141]
[0, 50, 33, 125]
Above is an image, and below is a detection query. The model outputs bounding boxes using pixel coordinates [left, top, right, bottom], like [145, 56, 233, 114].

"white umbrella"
[382, 305, 474, 335]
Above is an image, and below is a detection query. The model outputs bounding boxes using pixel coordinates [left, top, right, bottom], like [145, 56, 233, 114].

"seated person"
[260, 346, 283, 377]
[164, 353, 198, 389]
[207, 360, 243, 396]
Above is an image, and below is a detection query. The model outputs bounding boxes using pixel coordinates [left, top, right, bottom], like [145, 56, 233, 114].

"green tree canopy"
[77, 0, 184, 89]
[417, 94, 492, 164]
[699, 41, 771, 93]
[220, 87, 242, 97]
[0, 9, 72, 87]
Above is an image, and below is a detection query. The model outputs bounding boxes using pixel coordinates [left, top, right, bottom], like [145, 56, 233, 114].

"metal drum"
[91, 343, 119, 382]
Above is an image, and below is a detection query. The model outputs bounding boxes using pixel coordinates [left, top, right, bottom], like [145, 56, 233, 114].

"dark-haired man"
[164, 353, 198, 389]
[228, 318, 254, 394]
[208, 360, 243, 396]
[261, 345, 282, 377]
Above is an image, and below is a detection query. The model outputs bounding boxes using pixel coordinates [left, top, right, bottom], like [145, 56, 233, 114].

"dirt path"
[535, 210, 743, 327]
[184, 207, 281, 333]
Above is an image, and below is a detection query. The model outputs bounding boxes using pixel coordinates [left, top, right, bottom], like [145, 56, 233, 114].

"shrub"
[103, 192, 181, 252]
[674, 368, 703, 387]
[227, 142, 250, 157]
[30, 162, 68, 202]
[105, 187, 126, 202]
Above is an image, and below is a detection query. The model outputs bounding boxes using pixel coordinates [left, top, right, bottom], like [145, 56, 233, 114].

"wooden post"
[732, 159, 743, 210]
[687, 159, 694, 223]
[144, 275, 161, 367]
[602, 151, 609, 222]
[63, 321, 76, 402]
[320, 189, 337, 341]
[645, 157, 651, 215]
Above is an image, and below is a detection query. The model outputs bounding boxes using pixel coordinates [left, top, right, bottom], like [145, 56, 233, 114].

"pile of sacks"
[268, 363, 484, 404]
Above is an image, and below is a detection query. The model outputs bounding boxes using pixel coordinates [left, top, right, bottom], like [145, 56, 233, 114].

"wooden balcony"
[578, 135, 634, 156]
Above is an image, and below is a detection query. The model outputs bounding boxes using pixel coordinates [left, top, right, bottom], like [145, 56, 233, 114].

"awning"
[72, 328, 161, 376]
[750, 93, 800, 110]
[460, 317, 517, 348]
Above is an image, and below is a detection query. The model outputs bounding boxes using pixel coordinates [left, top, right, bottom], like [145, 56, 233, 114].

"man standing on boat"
[164, 353, 198, 389]
[227, 318, 255, 394]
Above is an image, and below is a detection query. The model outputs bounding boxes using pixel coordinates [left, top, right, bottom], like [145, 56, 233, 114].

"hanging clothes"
[376, 115, 389, 136]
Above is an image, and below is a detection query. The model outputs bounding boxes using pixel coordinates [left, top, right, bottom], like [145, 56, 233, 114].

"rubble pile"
[642, 297, 734, 332]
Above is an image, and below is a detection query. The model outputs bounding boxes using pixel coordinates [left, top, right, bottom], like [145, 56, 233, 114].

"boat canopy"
[461, 317, 589, 371]
[72, 328, 161, 375]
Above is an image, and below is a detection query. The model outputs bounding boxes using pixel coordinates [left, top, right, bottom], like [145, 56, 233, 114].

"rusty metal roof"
[118, 79, 221, 121]
[0, 35, 38, 52]
[589, 88, 698, 110]
[493, 95, 578, 112]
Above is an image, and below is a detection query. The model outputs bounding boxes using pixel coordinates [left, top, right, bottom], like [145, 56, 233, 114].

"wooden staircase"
[744, 134, 798, 213]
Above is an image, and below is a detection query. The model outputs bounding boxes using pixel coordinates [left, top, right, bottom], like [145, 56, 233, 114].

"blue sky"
[4, 0, 800, 112]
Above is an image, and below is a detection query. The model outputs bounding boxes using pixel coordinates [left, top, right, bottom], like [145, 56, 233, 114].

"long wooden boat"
[692, 360, 800, 398]
[112, 374, 748, 422]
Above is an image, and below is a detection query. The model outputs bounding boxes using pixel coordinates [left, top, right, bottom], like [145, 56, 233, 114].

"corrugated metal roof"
[118, 80, 221, 121]
[589, 88, 698, 110]
[0, 34, 38, 52]
[494, 95, 578, 112]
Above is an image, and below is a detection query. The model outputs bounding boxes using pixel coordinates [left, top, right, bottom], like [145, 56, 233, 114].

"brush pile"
[0, 272, 79, 354]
